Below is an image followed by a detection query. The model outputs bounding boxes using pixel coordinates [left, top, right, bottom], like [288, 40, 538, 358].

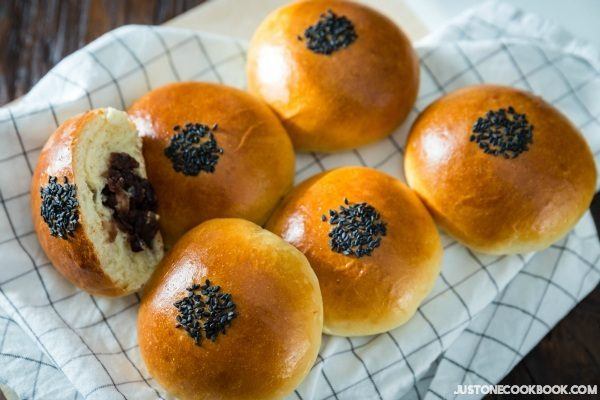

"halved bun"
[31, 108, 163, 296]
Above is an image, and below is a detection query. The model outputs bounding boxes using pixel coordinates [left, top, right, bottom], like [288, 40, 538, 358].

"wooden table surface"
[0, 1, 598, 399]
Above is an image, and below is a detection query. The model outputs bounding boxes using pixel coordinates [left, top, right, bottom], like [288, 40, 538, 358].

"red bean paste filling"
[101, 152, 159, 252]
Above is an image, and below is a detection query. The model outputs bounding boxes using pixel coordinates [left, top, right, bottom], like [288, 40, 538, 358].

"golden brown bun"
[129, 82, 295, 247]
[266, 167, 442, 336]
[247, 0, 419, 152]
[31, 111, 118, 296]
[138, 218, 322, 400]
[31, 109, 164, 296]
[405, 85, 597, 255]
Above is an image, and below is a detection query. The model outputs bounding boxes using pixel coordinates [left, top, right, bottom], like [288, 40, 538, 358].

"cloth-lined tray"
[0, 2, 598, 399]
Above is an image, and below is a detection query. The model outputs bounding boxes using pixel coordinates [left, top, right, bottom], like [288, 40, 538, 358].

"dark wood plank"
[487, 195, 600, 397]
[0, 0, 205, 106]
[0, 1, 598, 399]
[488, 288, 599, 399]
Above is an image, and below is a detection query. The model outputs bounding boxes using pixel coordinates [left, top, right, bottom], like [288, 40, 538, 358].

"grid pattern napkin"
[0, 2, 598, 399]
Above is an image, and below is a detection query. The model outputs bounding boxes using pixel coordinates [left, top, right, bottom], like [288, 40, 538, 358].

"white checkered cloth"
[0, 2, 598, 399]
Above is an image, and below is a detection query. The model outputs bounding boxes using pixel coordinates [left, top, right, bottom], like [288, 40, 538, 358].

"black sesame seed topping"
[173, 279, 238, 345]
[164, 123, 223, 176]
[470, 106, 534, 158]
[40, 176, 79, 239]
[300, 9, 358, 55]
[322, 199, 387, 257]
[101, 153, 159, 252]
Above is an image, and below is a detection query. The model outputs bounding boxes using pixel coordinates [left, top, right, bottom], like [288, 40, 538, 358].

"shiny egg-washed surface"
[0, 2, 599, 398]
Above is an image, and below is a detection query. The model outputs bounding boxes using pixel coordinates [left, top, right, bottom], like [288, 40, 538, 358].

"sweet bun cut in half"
[138, 218, 323, 400]
[247, 0, 419, 152]
[405, 85, 597, 255]
[31, 108, 164, 296]
[129, 82, 295, 246]
[266, 167, 442, 336]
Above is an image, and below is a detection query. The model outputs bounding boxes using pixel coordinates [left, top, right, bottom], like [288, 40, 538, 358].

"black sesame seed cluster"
[174, 280, 238, 345]
[470, 106, 534, 158]
[299, 9, 358, 55]
[40, 176, 79, 239]
[322, 199, 387, 257]
[164, 123, 223, 176]
[101, 153, 159, 252]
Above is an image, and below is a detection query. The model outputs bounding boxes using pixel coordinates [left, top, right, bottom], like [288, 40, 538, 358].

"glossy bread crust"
[129, 82, 295, 247]
[266, 167, 442, 336]
[405, 85, 597, 254]
[247, 0, 419, 152]
[31, 111, 125, 296]
[138, 219, 323, 400]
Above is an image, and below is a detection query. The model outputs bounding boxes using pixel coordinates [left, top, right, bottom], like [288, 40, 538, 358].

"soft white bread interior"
[75, 108, 164, 292]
